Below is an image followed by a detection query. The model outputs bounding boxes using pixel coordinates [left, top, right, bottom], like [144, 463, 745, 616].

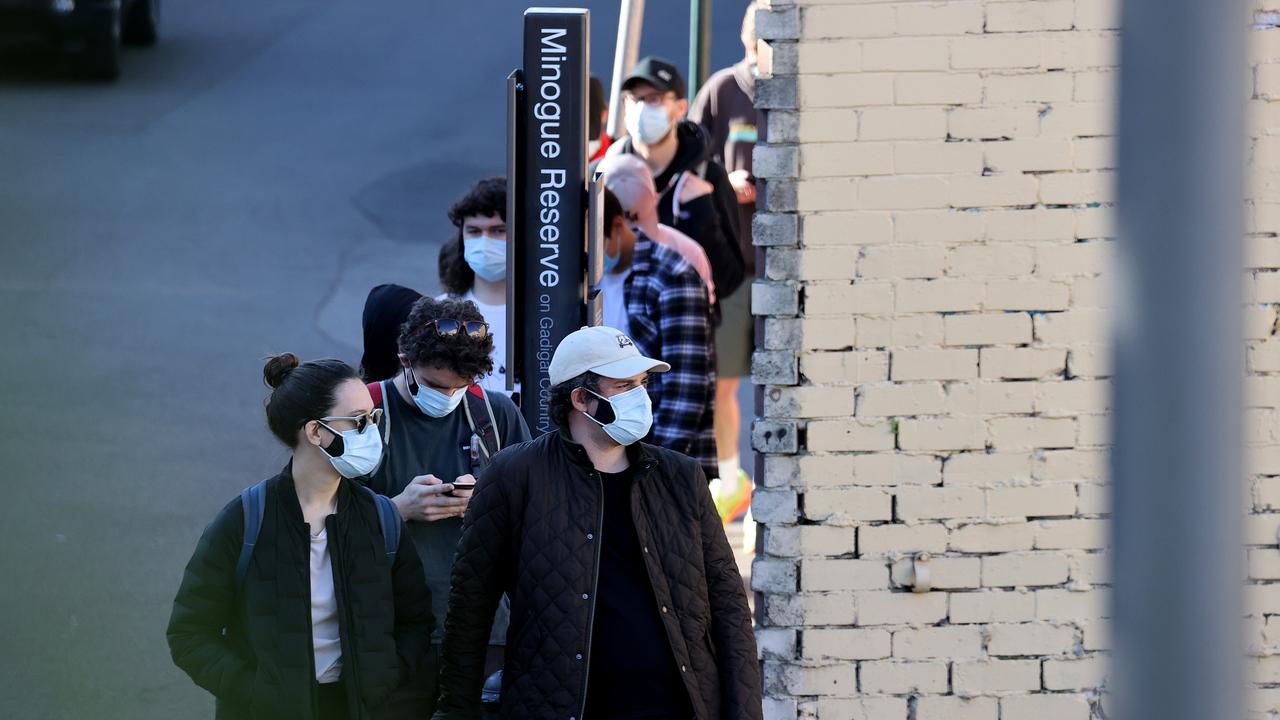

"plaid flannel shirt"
[624, 232, 719, 479]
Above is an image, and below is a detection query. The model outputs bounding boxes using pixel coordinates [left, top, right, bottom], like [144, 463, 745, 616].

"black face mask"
[321, 434, 344, 458]
[587, 392, 617, 425]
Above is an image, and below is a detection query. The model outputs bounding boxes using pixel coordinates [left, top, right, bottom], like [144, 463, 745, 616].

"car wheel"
[76, 6, 122, 81]
[123, 0, 159, 46]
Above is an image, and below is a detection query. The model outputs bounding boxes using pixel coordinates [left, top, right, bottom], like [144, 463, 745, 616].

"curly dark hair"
[439, 177, 507, 296]
[548, 371, 603, 428]
[398, 297, 495, 381]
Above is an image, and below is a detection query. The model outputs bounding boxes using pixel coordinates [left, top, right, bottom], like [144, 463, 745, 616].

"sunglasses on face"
[413, 318, 490, 339]
[317, 407, 384, 434]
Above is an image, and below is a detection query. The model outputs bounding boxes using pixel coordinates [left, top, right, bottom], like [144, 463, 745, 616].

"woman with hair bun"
[166, 353, 437, 720]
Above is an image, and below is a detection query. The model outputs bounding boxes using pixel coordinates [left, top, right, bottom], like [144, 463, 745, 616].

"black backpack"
[234, 480, 400, 590]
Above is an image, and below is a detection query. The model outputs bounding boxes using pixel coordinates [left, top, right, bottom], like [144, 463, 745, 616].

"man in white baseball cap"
[548, 325, 671, 385]
[433, 325, 762, 720]
[548, 325, 670, 452]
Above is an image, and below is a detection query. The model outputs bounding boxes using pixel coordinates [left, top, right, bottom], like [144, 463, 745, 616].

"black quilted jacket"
[167, 469, 437, 719]
[433, 431, 762, 720]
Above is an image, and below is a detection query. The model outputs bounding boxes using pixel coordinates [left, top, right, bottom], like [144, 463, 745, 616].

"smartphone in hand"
[448, 477, 477, 497]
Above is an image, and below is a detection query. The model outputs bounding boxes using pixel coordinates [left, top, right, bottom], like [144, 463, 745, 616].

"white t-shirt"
[599, 268, 632, 335]
[437, 290, 513, 396]
[463, 290, 511, 395]
[653, 223, 716, 305]
[310, 528, 343, 683]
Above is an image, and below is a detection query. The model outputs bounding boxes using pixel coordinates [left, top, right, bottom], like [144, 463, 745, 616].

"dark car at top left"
[0, 0, 159, 80]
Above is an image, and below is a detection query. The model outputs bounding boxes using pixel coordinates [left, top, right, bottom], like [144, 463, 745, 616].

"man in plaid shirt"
[596, 188, 719, 479]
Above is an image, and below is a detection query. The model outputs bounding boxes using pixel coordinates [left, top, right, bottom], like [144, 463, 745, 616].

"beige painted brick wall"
[752, 1, 1280, 718]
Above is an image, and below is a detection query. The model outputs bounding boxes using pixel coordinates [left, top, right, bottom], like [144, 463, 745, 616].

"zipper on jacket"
[329, 512, 363, 720]
[304, 516, 320, 720]
[576, 470, 606, 720]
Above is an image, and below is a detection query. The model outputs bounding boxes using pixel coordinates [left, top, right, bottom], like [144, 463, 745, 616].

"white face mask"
[411, 381, 466, 418]
[626, 101, 672, 146]
[583, 386, 653, 446]
[463, 235, 507, 282]
[319, 422, 384, 478]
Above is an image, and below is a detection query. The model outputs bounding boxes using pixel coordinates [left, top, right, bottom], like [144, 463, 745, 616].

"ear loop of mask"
[316, 420, 345, 457]
[582, 388, 617, 426]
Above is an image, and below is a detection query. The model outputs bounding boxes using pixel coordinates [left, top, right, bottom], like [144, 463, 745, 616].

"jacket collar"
[615, 120, 711, 181]
[277, 460, 355, 523]
[555, 426, 657, 475]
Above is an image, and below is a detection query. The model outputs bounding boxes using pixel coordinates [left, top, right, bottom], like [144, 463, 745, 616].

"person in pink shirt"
[596, 153, 717, 307]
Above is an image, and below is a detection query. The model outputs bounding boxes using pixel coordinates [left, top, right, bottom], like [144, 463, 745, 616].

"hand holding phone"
[449, 474, 477, 498]
[392, 474, 468, 522]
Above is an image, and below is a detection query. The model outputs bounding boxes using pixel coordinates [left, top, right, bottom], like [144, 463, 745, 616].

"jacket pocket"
[703, 629, 719, 664]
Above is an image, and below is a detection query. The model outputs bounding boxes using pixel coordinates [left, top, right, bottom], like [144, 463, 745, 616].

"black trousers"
[316, 681, 349, 720]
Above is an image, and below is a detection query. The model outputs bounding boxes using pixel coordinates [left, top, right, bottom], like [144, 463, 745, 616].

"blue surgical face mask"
[584, 386, 653, 446]
[407, 369, 466, 418]
[463, 235, 507, 282]
[603, 244, 621, 275]
[626, 101, 672, 146]
[319, 422, 384, 478]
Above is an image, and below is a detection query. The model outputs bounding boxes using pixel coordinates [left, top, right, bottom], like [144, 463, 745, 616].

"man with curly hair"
[365, 296, 531, 712]
[436, 178, 512, 395]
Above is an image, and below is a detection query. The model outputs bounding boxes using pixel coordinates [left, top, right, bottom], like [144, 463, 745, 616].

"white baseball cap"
[549, 326, 671, 385]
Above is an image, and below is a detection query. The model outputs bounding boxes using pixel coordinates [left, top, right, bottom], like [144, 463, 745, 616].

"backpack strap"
[235, 479, 269, 591]
[358, 485, 400, 565]
[462, 385, 501, 466]
[236, 480, 400, 594]
[367, 380, 394, 455]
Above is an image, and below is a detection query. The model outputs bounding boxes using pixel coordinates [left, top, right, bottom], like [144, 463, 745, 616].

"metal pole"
[607, 0, 645, 139]
[505, 69, 523, 394]
[687, 0, 710, 99]
[1113, 0, 1245, 718]
[585, 172, 605, 327]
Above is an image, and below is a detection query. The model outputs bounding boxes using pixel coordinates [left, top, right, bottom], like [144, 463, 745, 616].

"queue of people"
[166, 7, 763, 717]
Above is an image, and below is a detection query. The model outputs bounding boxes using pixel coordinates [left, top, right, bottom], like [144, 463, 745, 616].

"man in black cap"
[602, 56, 746, 314]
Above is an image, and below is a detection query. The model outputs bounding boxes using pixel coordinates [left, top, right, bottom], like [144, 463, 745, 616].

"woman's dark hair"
[398, 297, 495, 381]
[262, 353, 359, 447]
[439, 177, 507, 296]
[548, 371, 602, 428]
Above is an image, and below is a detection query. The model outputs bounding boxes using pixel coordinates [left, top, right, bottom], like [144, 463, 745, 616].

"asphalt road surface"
[0, 1, 751, 717]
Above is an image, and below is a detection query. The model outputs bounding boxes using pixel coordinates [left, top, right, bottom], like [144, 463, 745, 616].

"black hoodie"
[607, 120, 746, 301]
[360, 284, 424, 383]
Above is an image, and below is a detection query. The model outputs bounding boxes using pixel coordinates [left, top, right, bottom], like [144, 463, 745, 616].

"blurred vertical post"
[687, 0, 710, 99]
[1114, 0, 1245, 718]
[607, 0, 645, 139]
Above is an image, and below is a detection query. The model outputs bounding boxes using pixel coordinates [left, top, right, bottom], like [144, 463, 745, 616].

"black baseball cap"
[622, 56, 687, 100]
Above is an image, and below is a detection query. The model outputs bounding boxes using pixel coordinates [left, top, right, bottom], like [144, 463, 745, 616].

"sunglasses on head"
[413, 318, 490, 339]
[317, 408, 384, 435]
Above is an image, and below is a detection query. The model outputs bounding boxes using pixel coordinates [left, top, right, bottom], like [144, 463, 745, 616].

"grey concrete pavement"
[0, 0, 749, 717]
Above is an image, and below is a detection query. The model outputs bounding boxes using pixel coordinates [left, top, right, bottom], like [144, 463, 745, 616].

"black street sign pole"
[511, 7, 591, 436]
